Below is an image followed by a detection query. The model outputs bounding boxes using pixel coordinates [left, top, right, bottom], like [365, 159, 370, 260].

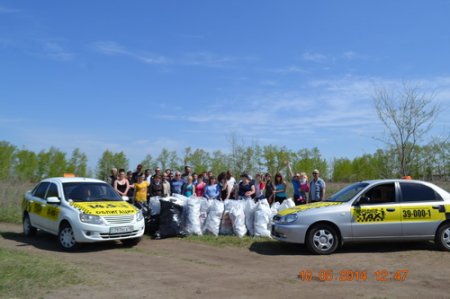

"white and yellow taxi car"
[22, 177, 145, 250]
[272, 179, 450, 254]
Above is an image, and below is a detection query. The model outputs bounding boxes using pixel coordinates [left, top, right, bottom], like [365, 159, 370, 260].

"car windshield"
[63, 182, 123, 202]
[326, 182, 369, 202]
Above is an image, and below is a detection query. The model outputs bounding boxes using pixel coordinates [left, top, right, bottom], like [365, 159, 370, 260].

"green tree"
[183, 147, 211, 174]
[0, 141, 16, 179]
[67, 148, 88, 177]
[14, 149, 38, 181]
[294, 148, 328, 180]
[210, 150, 229, 175]
[332, 158, 353, 182]
[140, 154, 158, 172]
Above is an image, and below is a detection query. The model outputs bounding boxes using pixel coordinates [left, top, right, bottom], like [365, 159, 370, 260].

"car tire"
[23, 213, 37, 236]
[306, 224, 339, 255]
[435, 222, 450, 251]
[121, 237, 141, 247]
[58, 224, 78, 251]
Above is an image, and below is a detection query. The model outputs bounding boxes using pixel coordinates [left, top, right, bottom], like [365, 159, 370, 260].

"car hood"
[69, 201, 137, 216]
[277, 201, 345, 216]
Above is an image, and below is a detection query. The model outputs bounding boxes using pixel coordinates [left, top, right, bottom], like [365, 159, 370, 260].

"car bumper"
[73, 220, 145, 243]
[271, 223, 309, 244]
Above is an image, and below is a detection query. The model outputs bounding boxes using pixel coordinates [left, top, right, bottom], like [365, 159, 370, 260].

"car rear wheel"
[435, 223, 450, 251]
[58, 224, 78, 251]
[306, 224, 339, 255]
[23, 214, 37, 236]
[121, 237, 141, 247]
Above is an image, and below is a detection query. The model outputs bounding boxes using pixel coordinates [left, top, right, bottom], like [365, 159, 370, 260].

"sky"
[1, 1, 449, 171]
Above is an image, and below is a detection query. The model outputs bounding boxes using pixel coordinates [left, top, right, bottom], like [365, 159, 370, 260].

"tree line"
[1, 139, 448, 183]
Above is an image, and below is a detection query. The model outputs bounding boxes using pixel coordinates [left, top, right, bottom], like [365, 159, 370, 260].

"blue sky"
[1, 1, 449, 170]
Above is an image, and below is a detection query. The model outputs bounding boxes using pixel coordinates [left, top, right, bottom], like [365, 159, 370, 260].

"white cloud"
[302, 52, 327, 63]
[92, 41, 168, 65]
[44, 42, 75, 61]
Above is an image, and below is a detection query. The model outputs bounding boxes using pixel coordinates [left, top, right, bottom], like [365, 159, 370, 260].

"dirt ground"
[1, 222, 450, 299]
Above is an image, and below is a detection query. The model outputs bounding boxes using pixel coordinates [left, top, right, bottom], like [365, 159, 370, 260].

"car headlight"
[136, 210, 144, 222]
[79, 213, 104, 225]
[280, 213, 298, 224]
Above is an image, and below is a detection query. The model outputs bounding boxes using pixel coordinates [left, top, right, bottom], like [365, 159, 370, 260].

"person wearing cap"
[237, 173, 255, 199]
[309, 169, 326, 203]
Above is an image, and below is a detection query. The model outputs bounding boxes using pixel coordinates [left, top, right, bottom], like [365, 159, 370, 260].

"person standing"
[132, 164, 144, 184]
[131, 175, 150, 207]
[195, 173, 206, 197]
[114, 169, 130, 198]
[162, 174, 171, 197]
[264, 173, 274, 204]
[287, 161, 305, 205]
[204, 176, 219, 200]
[237, 173, 255, 200]
[170, 171, 184, 195]
[149, 175, 164, 197]
[109, 168, 118, 187]
[182, 175, 196, 197]
[309, 169, 326, 203]
[273, 173, 287, 204]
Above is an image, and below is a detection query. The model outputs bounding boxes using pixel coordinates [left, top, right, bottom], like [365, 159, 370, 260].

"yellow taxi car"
[22, 177, 145, 250]
[272, 179, 450, 254]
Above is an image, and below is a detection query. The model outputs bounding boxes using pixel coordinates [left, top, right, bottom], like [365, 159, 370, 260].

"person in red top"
[195, 173, 206, 197]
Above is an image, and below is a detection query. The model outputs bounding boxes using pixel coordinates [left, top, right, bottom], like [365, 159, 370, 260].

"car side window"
[45, 183, 59, 199]
[400, 183, 443, 202]
[33, 182, 50, 199]
[361, 183, 396, 204]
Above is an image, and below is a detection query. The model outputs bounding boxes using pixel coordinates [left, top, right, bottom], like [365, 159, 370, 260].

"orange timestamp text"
[298, 269, 409, 282]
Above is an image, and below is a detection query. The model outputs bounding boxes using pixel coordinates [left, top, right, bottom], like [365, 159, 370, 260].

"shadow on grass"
[0, 230, 133, 253]
[249, 239, 438, 256]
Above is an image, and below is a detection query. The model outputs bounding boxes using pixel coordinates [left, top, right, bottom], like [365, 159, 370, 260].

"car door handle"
[386, 208, 396, 212]
[432, 205, 445, 212]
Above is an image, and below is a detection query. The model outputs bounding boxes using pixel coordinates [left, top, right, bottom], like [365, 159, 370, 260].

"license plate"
[110, 226, 133, 234]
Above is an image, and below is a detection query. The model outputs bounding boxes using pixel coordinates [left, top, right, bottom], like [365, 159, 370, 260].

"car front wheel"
[306, 224, 339, 255]
[23, 214, 37, 236]
[435, 223, 450, 251]
[58, 224, 78, 251]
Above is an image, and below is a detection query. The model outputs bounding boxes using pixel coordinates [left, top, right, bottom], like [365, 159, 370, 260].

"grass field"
[0, 247, 87, 298]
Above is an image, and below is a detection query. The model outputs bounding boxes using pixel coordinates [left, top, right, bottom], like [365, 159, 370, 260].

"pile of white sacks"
[148, 195, 296, 238]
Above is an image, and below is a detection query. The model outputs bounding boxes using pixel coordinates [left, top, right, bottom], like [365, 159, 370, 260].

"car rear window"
[400, 183, 443, 202]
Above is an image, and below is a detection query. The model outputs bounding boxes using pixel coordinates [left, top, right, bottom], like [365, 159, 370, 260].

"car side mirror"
[122, 196, 130, 202]
[47, 196, 61, 204]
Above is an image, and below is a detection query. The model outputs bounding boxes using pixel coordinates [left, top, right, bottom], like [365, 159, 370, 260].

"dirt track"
[1, 222, 450, 299]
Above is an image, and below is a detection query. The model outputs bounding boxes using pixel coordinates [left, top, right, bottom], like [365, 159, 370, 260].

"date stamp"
[298, 269, 409, 282]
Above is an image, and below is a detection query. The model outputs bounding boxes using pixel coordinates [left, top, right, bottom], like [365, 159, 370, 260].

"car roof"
[40, 177, 106, 184]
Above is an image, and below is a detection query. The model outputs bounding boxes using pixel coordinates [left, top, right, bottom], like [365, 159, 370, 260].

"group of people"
[108, 162, 326, 207]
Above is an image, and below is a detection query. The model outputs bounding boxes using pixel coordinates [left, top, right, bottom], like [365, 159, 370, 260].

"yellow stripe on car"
[277, 202, 345, 216]
[70, 202, 137, 216]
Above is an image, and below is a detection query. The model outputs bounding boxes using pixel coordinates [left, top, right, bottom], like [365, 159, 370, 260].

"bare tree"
[374, 82, 440, 176]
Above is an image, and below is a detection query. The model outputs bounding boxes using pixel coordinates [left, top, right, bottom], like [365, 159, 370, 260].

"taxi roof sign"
[63, 173, 76, 178]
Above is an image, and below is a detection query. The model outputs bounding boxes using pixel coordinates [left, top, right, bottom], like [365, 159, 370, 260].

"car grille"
[103, 215, 135, 224]
[100, 231, 139, 239]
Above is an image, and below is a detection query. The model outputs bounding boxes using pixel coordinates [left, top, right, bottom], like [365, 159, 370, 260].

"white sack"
[183, 198, 202, 235]
[203, 199, 224, 236]
[254, 199, 272, 237]
[243, 198, 256, 236]
[229, 200, 247, 238]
